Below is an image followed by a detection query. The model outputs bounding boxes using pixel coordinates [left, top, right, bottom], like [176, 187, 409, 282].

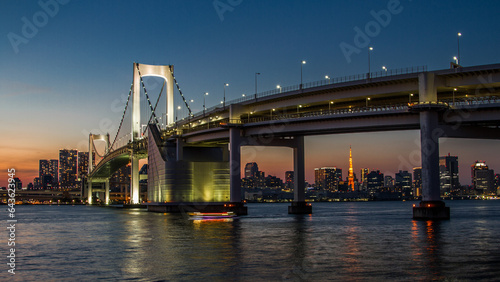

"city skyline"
[1, 1, 500, 187]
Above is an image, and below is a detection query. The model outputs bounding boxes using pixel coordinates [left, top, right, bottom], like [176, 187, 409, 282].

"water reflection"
[282, 215, 310, 280]
[411, 220, 444, 280]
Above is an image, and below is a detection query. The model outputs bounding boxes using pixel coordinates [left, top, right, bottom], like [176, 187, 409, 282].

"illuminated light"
[272, 108, 276, 111]
[413, 204, 416, 207]
[369, 46, 373, 51]
[299, 105, 303, 108]
[458, 32, 462, 36]
[302, 60, 306, 64]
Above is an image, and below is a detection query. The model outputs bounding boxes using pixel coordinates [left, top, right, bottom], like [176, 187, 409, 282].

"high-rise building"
[315, 167, 342, 191]
[395, 170, 412, 191]
[366, 170, 384, 190]
[360, 168, 370, 190]
[384, 175, 394, 188]
[285, 171, 294, 189]
[39, 159, 58, 189]
[13, 178, 22, 189]
[348, 146, 355, 191]
[413, 167, 422, 197]
[33, 177, 40, 190]
[439, 154, 459, 194]
[78, 152, 95, 180]
[244, 162, 259, 179]
[472, 161, 494, 194]
[59, 149, 78, 189]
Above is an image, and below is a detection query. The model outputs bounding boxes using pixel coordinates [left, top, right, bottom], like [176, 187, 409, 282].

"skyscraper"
[59, 149, 78, 189]
[244, 162, 259, 179]
[39, 159, 58, 189]
[472, 161, 494, 194]
[395, 170, 412, 191]
[413, 167, 422, 197]
[360, 168, 370, 190]
[348, 146, 354, 191]
[315, 167, 342, 191]
[78, 152, 95, 180]
[439, 154, 459, 194]
[366, 170, 384, 190]
[285, 171, 294, 189]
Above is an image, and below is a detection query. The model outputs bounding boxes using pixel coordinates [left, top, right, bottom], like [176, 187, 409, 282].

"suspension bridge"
[86, 62, 500, 218]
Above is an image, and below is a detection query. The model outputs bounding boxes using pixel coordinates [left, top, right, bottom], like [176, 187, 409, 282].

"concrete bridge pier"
[229, 126, 248, 215]
[413, 72, 450, 220]
[289, 136, 312, 214]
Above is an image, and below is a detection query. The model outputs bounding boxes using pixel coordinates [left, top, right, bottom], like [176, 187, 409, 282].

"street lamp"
[366, 97, 371, 107]
[457, 32, 462, 65]
[223, 83, 229, 109]
[329, 101, 333, 111]
[300, 60, 306, 89]
[176, 105, 181, 122]
[325, 75, 331, 84]
[368, 47, 373, 78]
[409, 93, 414, 103]
[277, 85, 281, 93]
[453, 56, 458, 64]
[453, 88, 457, 105]
[297, 104, 302, 113]
[255, 73, 260, 99]
[203, 92, 209, 116]
[270, 108, 275, 119]
[382, 66, 387, 72]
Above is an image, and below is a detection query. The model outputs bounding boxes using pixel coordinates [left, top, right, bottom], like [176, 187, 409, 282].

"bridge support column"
[229, 127, 247, 215]
[105, 179, 110, 205]
[87, 179, 93, 204]
[413, 72, 449, 219]
[131, 153, 140, 204]
[289, 136, 312, 214]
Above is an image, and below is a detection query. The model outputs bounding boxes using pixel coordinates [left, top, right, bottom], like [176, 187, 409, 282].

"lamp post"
[453, 56, 458, 65]
[297, 104, 302, 113]
[176, 105, 181, 123]
[270, 108, 275, 119]
[366, 97, 371, 107]
[277, 85, 281, 93]
[457, 32, 462, 65]
[453, 88, 457, 105]
[329, 101, 333, 111]
[382, 66, 387, 73]
[409, 93, 413, 103]
[300, 60, 306, 89]
[223, 83, 228, 109]
[368, 47, 373, 78]
[203, 92, 208, 117]
[325, 75, 331, 84]
[255, 73, 260, 100]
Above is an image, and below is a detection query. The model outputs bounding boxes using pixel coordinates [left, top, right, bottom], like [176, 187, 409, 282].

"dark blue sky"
[1, 0, 500, 185]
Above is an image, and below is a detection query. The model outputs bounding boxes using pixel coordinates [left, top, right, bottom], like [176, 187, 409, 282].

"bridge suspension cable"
[170, 71, 193, 116]
[109, 83, 133, 151]
[136, 64, 160, 125]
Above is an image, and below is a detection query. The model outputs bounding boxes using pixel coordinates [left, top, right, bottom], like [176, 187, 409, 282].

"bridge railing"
[197, 65, 427, 116]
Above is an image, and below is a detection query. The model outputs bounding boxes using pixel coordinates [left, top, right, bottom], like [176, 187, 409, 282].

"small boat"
[188, 211, 236, 219]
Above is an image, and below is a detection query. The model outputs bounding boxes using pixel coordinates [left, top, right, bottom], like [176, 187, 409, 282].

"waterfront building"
[472, 161, 495, 194]
[39, 159, 59, 189]
[244, 162, 259, 179]
[413, 167, 422, 197]
[366, 170, 384, 190]
[360, 168, 370, 190]
[285, 171, 294, 190]
[439, 154, 459, 194]
[314, 167, 342, 191]
[59, 149, 78, 190]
